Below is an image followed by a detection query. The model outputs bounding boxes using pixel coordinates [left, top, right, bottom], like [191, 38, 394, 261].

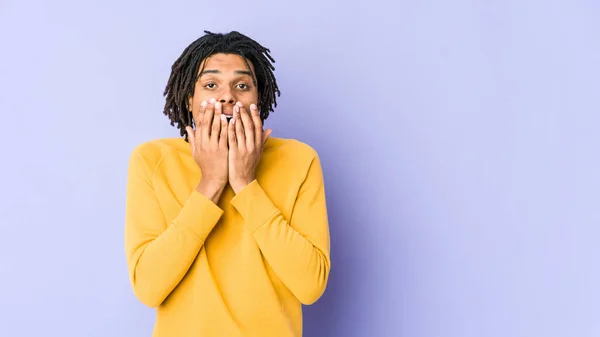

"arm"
[124, 150, 224, 307]
[230, 155, 331, 305]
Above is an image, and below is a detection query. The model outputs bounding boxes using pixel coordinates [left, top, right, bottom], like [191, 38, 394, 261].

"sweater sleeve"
[124, 150, 224, 307]
[230, 154, 331, 305]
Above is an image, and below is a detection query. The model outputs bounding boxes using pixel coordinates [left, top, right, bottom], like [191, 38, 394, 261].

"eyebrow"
[200, 69, 253, 77]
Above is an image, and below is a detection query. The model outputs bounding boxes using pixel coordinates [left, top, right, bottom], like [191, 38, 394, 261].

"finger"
[228, 114, 237, 149]
[196, 100, 207, 128]
[250, 103, 262, 146]
[192, 101, 206, 131]
[202, 99, 215, 143]
[237, 103, 254, 149]
[234, 105, 245, 148]
[211, 102, 223, 145]
[219, 114, 228, 148]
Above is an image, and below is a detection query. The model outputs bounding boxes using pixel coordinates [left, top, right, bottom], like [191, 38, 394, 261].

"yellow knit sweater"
[124, 137, 331, 337]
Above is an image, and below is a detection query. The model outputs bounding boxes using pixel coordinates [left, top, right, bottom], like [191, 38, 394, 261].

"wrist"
[230, 178, 254, 194]
[196, 178, 226, 203]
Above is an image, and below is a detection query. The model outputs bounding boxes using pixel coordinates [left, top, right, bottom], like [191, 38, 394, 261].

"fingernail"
[209, 98, 216, 104]
[231, 118, 236, 125]
[250, 103, 257, 110]
[236, 101, 243, 107]
[200, 101, 207, 107]
[215, 102, 221, 109]
[221, 114, 226, 121]
[234, 105, 239, 113]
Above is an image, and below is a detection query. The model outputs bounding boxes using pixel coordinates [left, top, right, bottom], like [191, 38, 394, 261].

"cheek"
[239, 97, 259, 110]
[192, 93, 209, 106]
[243, 91, 259, 104]
[189, 95, 207, 122]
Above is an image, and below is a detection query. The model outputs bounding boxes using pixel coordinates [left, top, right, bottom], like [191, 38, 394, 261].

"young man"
[124, 31, 331, 337]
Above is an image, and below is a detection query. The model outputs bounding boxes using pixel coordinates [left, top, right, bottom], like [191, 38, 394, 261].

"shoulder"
[128, 137, 189, 170]
[265, 136, 321, 163]
[263, 136, 324, 180]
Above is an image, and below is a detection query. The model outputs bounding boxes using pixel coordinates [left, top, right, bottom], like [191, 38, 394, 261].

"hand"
[185, 100, 229, 199]
[227, 102, 272, 193]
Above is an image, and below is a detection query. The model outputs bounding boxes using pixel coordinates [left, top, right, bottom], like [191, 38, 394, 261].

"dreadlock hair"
[162, 30, 281, 142]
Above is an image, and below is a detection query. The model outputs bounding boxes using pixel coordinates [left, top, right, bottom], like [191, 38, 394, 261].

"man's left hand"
[228, 102, 271, 193]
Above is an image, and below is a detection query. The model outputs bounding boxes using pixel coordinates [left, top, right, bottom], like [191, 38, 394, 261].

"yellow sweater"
[124, 137, 331, 337]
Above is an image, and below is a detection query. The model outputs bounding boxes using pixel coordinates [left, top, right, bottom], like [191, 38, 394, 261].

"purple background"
[1, 0, 599, 336]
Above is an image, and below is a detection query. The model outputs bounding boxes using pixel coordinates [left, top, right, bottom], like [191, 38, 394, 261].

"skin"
[184, 53, 272, 203]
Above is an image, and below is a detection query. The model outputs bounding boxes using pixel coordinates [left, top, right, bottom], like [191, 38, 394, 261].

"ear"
[187, 95, 193, 112]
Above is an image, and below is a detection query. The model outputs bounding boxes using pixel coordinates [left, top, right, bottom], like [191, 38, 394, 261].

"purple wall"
[1, 0, 599, 336]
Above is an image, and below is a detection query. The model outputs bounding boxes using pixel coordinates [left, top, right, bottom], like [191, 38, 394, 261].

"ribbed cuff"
[230, 180, 279, 233]
[175, 190, 224, 241]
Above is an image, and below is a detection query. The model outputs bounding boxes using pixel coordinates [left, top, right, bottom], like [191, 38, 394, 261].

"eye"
[237, 83, 249, 90]
[204, 83, 216, 89]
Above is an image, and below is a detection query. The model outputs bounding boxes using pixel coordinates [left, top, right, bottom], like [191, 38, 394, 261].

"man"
[124, 30, 331, 337]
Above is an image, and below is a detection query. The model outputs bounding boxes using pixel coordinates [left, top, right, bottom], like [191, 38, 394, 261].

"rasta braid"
[162, 30, 281, 142]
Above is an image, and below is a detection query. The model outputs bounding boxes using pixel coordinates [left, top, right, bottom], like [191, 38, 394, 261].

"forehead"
[199, 53, 255, 74]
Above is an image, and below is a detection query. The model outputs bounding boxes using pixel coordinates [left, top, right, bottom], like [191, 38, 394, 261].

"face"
[188, 53, 259, 122]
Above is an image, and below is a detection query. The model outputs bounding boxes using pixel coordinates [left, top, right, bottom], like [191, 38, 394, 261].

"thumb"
[262, 128, 272, 145]
[186, 127, 195, 146]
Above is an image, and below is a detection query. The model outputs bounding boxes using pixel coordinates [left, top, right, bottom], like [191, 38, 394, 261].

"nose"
[219, 98, 235, 104]
[218, 88, 236, 105]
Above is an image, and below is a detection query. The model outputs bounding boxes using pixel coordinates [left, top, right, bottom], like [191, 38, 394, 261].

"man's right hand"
[185, 99, 229, 202]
